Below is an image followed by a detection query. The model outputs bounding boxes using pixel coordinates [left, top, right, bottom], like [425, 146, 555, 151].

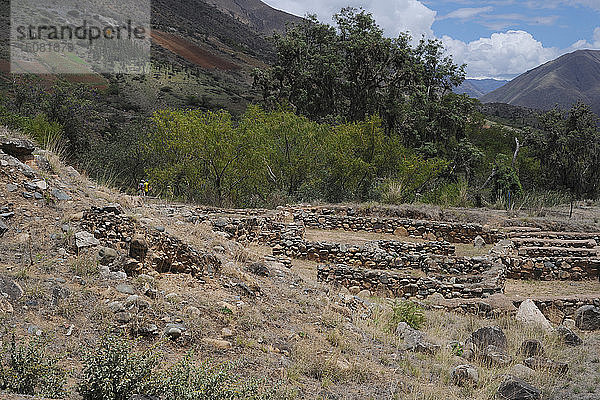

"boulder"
[556, 326, 583, 346]
[523, 357, 568, 374]
[482, 345, 512, 367]
[115, 283, 135, 295]
[98, 246, 118, 265]
[509, 364, 535, 380]
[469, 326, 507, 353]
[75, 231, 99, 250]
[519, 339, 545, 358]
[396, 322, 440, 354]
[516, 299, 552, 331]
[0, 138, 35, 158]
[129, 234, 148, 261]
[574, 305, 600, 331]
[51, 189, 71, 201]
[451, 364, 479, 387]
[474, 235, 486, 248]
[496, 376, 541, 400]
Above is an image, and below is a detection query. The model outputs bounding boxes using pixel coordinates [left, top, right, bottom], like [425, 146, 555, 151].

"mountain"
[204, 0, 303, 35]
[454, 78, 509, 98]
[0, 0, 301, 114]
[481, 50, 600, 115]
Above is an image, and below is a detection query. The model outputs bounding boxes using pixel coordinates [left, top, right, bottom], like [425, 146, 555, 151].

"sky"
[261, 0, 600, 80]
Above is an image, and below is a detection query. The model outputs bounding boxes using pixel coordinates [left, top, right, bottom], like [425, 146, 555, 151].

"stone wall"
[501, 256, 600, 281]
[293, 210, 502, 244]
[317, 264, 505, 300]
[210, 217, 304, 245]
[272, 236, 499, 276]
[81, 206, 220, 276]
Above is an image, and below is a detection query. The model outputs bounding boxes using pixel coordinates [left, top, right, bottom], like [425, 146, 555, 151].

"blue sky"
[262, 0, 600, 79]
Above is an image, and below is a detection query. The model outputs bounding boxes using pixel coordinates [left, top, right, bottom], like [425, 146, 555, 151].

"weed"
[387, 300, 425, 331]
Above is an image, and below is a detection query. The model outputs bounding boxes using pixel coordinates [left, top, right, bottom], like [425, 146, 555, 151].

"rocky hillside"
[481, 50, 600, 115]
[0, 127, 599, 399]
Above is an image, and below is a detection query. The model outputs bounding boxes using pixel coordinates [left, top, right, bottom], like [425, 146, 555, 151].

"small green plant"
[149, 353, 275, 400]
[77, 335, 158, 400]
[387, 300, 425, 331]
[451, 342, 463, 356]
[0, 335, 66, 398]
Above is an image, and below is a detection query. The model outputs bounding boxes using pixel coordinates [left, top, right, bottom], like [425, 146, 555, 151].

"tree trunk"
[569, 196, 574, 219]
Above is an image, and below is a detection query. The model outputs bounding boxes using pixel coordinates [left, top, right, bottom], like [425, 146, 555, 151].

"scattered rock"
[247, 262, 270, 277]
[474, 235, 485, 248]
[201, 338, 232, 349]
[516, 299, 552, 331]
[98, 246, 118, 265]
[519, 339, 545, 358]
[556, 326, 583, 346]
[509, 364, 536, 380]
[33, 180, 48, 191]
[574, 305, 600, 331]
[6, 183, 17, 193]
[469, 326, 507, 353]
[51, 189, 71, 201]
[75, 231, 100, 250]
[185, 306, 202, 317]
[482, 345, 512, 367]
[523, 357, 568, 374]
[115, 311, 132, 324]
[221, 328, 233, 338]
[496, 376, 541, 400]
[116, 283, 135, 295]
[129, 234, 148, 261]
[138, 323, 159, 337]
[0, 276, 23, 301]
[108, 301, 126, 313]
[396, 322, 440, 354]
[451, 364, 479, 387]
[0, 219, 7, 237]
[164, 323, 186, 340]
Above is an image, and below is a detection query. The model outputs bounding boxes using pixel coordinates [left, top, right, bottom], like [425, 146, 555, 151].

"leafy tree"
[147, 109, 251, 205]
[254, 7, 469, 150]
[528, 102, 600, 215]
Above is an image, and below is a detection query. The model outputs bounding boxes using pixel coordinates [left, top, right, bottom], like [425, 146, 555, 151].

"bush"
[77, 335, 158, 400]
[387, 300, 425, 331]
[149, 353, 275, 400]
[0, 335, 66, 398]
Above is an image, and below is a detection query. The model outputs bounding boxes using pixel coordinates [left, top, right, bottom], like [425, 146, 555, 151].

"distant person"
[138, 180, 145, 197]
[144, 180, 149, 197]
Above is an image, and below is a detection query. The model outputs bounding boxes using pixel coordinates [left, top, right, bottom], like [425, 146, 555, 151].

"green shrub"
[149, 353, 275, 400]
[77, 335, 158, 400]
[387, 300, 425, 331]
[0, 335, 66, 398]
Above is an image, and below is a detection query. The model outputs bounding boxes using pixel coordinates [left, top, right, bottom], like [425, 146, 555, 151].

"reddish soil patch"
[151, 30, 240, 70]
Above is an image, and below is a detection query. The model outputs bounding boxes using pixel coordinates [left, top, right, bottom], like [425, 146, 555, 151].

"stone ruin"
[77, 205, 221, 277]
[198, 205, 600, 327]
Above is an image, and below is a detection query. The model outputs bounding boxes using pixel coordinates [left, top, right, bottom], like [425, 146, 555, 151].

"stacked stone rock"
[293, 209, 503, 244]
[316, 264, 505, 300]
[81, 206, 220, 276]
[503, 229, 600, 281]
[210, 216, 305, 245]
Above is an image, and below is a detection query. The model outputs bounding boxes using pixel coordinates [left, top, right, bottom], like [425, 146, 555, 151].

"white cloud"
[263, 0, 436, 39]
[443, 30, 558, 79]
[566, 26, 600, 50]
[437, 6, 493, 21]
